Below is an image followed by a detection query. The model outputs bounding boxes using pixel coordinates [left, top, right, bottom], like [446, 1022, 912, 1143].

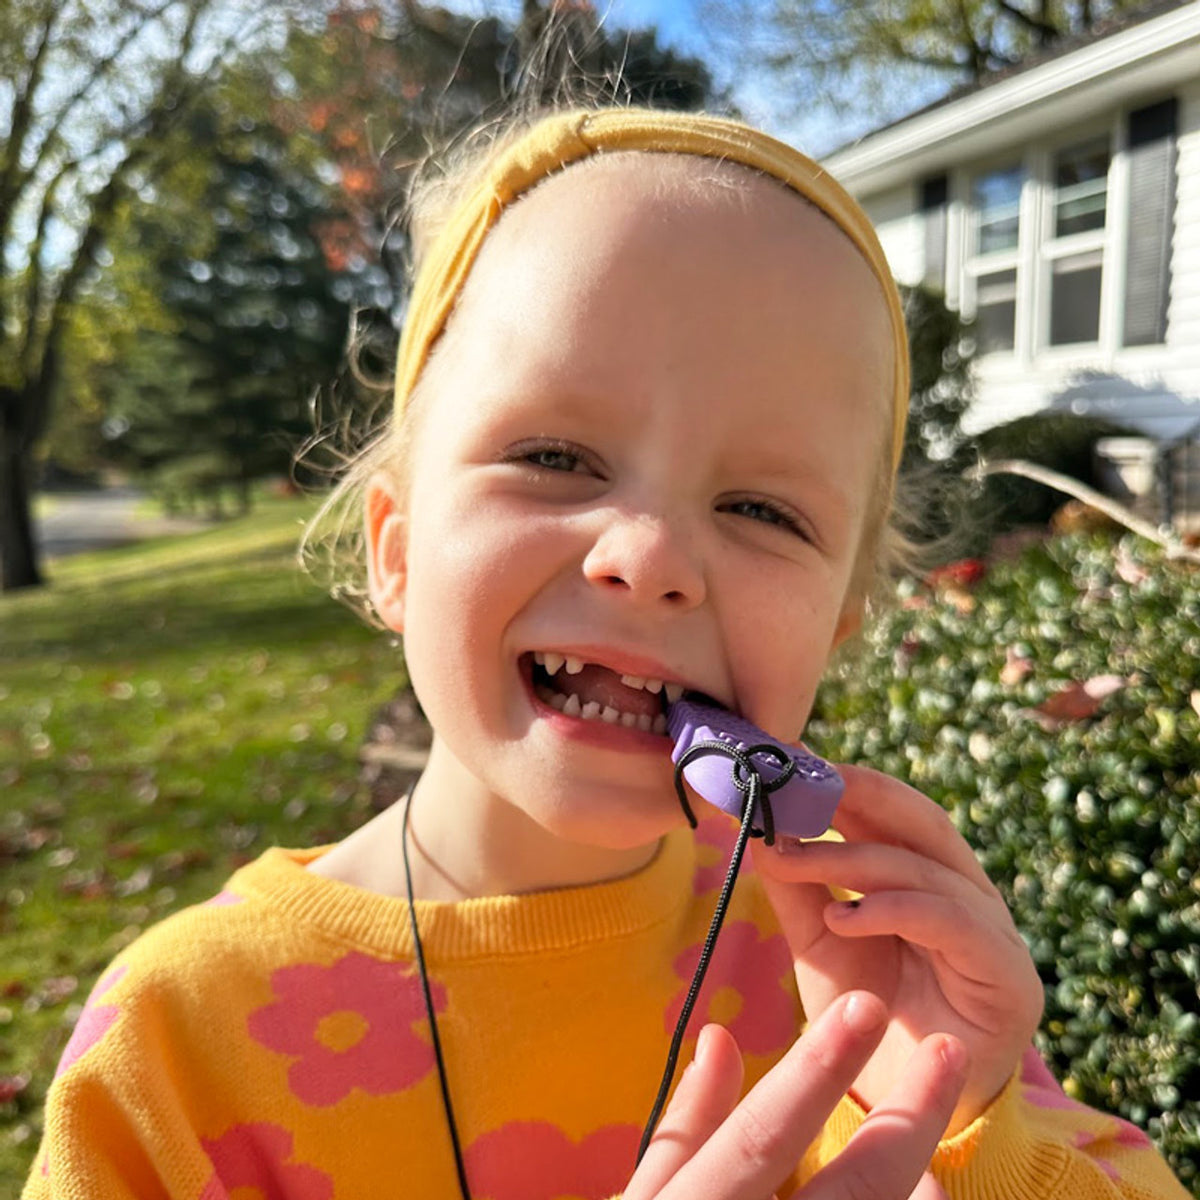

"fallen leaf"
[115, 866, 153, 897]
[1000, 646, 1034, 686]
[37, 977, 78, 1006]
[928, 558, 988, 588]
[1028, 675, 1126, 729]
[942, 585, 976, 614]
[1115, 546, 1150, 586]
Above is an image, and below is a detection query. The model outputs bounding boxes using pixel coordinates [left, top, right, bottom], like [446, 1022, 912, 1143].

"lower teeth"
[536, 685, 665, 732]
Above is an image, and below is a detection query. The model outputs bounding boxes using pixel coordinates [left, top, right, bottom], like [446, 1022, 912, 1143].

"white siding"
[964, 351, 1200, 439]
[876, 90, 1200, 440]
[861, 186, 924, 287]
[1167, 83, 1200, 356]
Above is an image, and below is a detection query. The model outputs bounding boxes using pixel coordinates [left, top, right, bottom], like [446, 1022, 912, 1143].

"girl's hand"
[626, 992, 966, 1200]
[752, 765, 1044, 1135]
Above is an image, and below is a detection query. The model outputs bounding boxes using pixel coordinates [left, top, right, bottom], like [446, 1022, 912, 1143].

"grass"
[0, 496, 403, 1188]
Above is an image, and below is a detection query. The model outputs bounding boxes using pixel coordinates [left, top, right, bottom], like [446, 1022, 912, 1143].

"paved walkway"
[35, 488, 209, 558]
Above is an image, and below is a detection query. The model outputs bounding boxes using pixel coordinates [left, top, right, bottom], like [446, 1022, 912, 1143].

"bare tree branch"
[0, 5, 60, 253]
[41, 0, 269, 372]
[969, 458, 1200, 563]
[14, 0, 179, 206]
[19, 170, 67, 382]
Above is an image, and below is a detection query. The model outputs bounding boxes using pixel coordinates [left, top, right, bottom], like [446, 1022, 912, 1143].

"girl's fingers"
[626, 1024, 745, 1200]
[805, 1035, 967, 1200]
[654, 992, 888, 1200]
[908, 1172, 950, 1200]
[829, 766, 1000, 900]
[823, 892, 1044, 1033]
[824, 890, 1033, 970]
[759, 839, 1005, 917]
[744, 865, 842, 956]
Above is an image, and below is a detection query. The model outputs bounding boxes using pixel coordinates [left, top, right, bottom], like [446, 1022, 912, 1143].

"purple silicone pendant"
[667, 700, 842, 839]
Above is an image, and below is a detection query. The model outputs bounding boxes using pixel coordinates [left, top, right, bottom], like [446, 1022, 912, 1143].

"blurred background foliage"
[3, 0, 718, 588]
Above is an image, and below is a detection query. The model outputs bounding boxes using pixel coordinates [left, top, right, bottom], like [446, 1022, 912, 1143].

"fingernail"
[842, 993, 885, 1035]
[939, 1036, 967, 1075]
[774, 835, 807, 855]
[834, 899, 861, 913]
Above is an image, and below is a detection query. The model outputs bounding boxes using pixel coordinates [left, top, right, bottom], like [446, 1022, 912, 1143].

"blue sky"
[457, 0, 884, 155]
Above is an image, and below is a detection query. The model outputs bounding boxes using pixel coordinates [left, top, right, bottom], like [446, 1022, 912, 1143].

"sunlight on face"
[374, 153, 894, 857]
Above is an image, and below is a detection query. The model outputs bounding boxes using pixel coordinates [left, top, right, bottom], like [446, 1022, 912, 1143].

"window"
[1045, 136, 1110, 346]
[967, 163, 1024, 353]
[975, 165, 1023, 253]
[1053, 137, 1109, 236]
[954, 106, 1175, 359]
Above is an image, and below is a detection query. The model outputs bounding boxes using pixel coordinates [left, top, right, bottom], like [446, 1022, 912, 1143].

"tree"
[279, 1, 720, 324]
[101, 100, 355, 513]
[707, 0, 1160, 130]
[0, 0, 290, 591]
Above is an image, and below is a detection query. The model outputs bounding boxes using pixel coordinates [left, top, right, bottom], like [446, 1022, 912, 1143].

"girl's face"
[369, 155, 893, 854]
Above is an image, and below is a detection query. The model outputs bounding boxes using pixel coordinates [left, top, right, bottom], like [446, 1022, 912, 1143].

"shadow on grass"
[6, 545, 369, 666]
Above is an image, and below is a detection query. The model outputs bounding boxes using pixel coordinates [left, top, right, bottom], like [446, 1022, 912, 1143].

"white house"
[823, 0, 1200, 514]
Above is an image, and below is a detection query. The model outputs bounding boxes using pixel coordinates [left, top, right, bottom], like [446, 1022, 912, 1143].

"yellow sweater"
[24, 818, 1188, 1200]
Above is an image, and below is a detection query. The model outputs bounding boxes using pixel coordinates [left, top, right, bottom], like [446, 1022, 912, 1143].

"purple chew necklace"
[401, 699, 844, 1200]
[634, 700, 843, 1162]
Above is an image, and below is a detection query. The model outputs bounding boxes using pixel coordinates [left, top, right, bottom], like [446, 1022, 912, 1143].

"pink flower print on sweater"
[465, 1121, 641, 1200]
[665, 920, 796, 1056]
[1019, 1048, 1151, 1183]
[247, 951, 445, 1106]
[1071, 1122, 1154, 1182]
[200, 1122, 333, 1200]
[54, 964, 127, 1079]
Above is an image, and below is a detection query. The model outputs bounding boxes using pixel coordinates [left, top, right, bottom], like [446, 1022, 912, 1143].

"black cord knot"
[673, 738, 795, 846]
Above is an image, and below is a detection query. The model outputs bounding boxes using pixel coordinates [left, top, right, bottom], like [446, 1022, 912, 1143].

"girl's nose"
[581, 511, 707, 609]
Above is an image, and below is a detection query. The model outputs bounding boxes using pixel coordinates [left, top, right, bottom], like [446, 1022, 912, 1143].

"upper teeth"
[533, 652, 685, 699]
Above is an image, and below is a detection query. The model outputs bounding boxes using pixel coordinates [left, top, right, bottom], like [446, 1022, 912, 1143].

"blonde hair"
[300, 103, 926, 626]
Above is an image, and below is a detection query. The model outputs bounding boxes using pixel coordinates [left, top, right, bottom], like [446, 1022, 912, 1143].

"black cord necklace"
[401, 793, 472, 1200]
[400, 739, 793, 1200]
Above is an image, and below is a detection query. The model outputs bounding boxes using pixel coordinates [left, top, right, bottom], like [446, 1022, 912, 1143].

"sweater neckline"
[227, 829, 696, 961]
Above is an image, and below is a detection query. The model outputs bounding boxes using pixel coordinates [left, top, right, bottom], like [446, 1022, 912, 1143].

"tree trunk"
[0, 395, 43, 591]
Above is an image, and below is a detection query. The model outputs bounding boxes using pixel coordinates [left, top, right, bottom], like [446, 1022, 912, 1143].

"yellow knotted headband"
[394, 108, 910, 471]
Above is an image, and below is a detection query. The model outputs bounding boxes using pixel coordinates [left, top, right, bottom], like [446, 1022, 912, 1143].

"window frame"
[961, 156, 1028, 358]
[954, 112, 1142, 364]
[1037, 127, 1116, 351]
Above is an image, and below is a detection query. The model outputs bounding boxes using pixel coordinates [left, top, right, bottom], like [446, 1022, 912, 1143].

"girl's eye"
[525, 446, 585, 473]
[502, 439, 601, 478]
[720, 497, 808, 539]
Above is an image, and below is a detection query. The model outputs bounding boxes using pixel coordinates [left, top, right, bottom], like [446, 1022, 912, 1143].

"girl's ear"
[365, 474, 408, 632]
[832, 594, 865, 649]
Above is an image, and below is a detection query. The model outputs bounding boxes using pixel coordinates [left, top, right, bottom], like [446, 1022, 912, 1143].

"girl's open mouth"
[522, 651, 685, 734]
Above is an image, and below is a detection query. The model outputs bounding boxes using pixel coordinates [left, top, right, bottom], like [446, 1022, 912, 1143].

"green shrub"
[810, 533, 1199, 1192]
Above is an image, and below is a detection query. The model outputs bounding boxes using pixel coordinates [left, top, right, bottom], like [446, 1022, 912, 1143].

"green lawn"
[0, 497, 403, 1187]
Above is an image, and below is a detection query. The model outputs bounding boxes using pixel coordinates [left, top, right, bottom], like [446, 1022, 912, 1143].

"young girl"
[25, 107, 1188, 1200]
